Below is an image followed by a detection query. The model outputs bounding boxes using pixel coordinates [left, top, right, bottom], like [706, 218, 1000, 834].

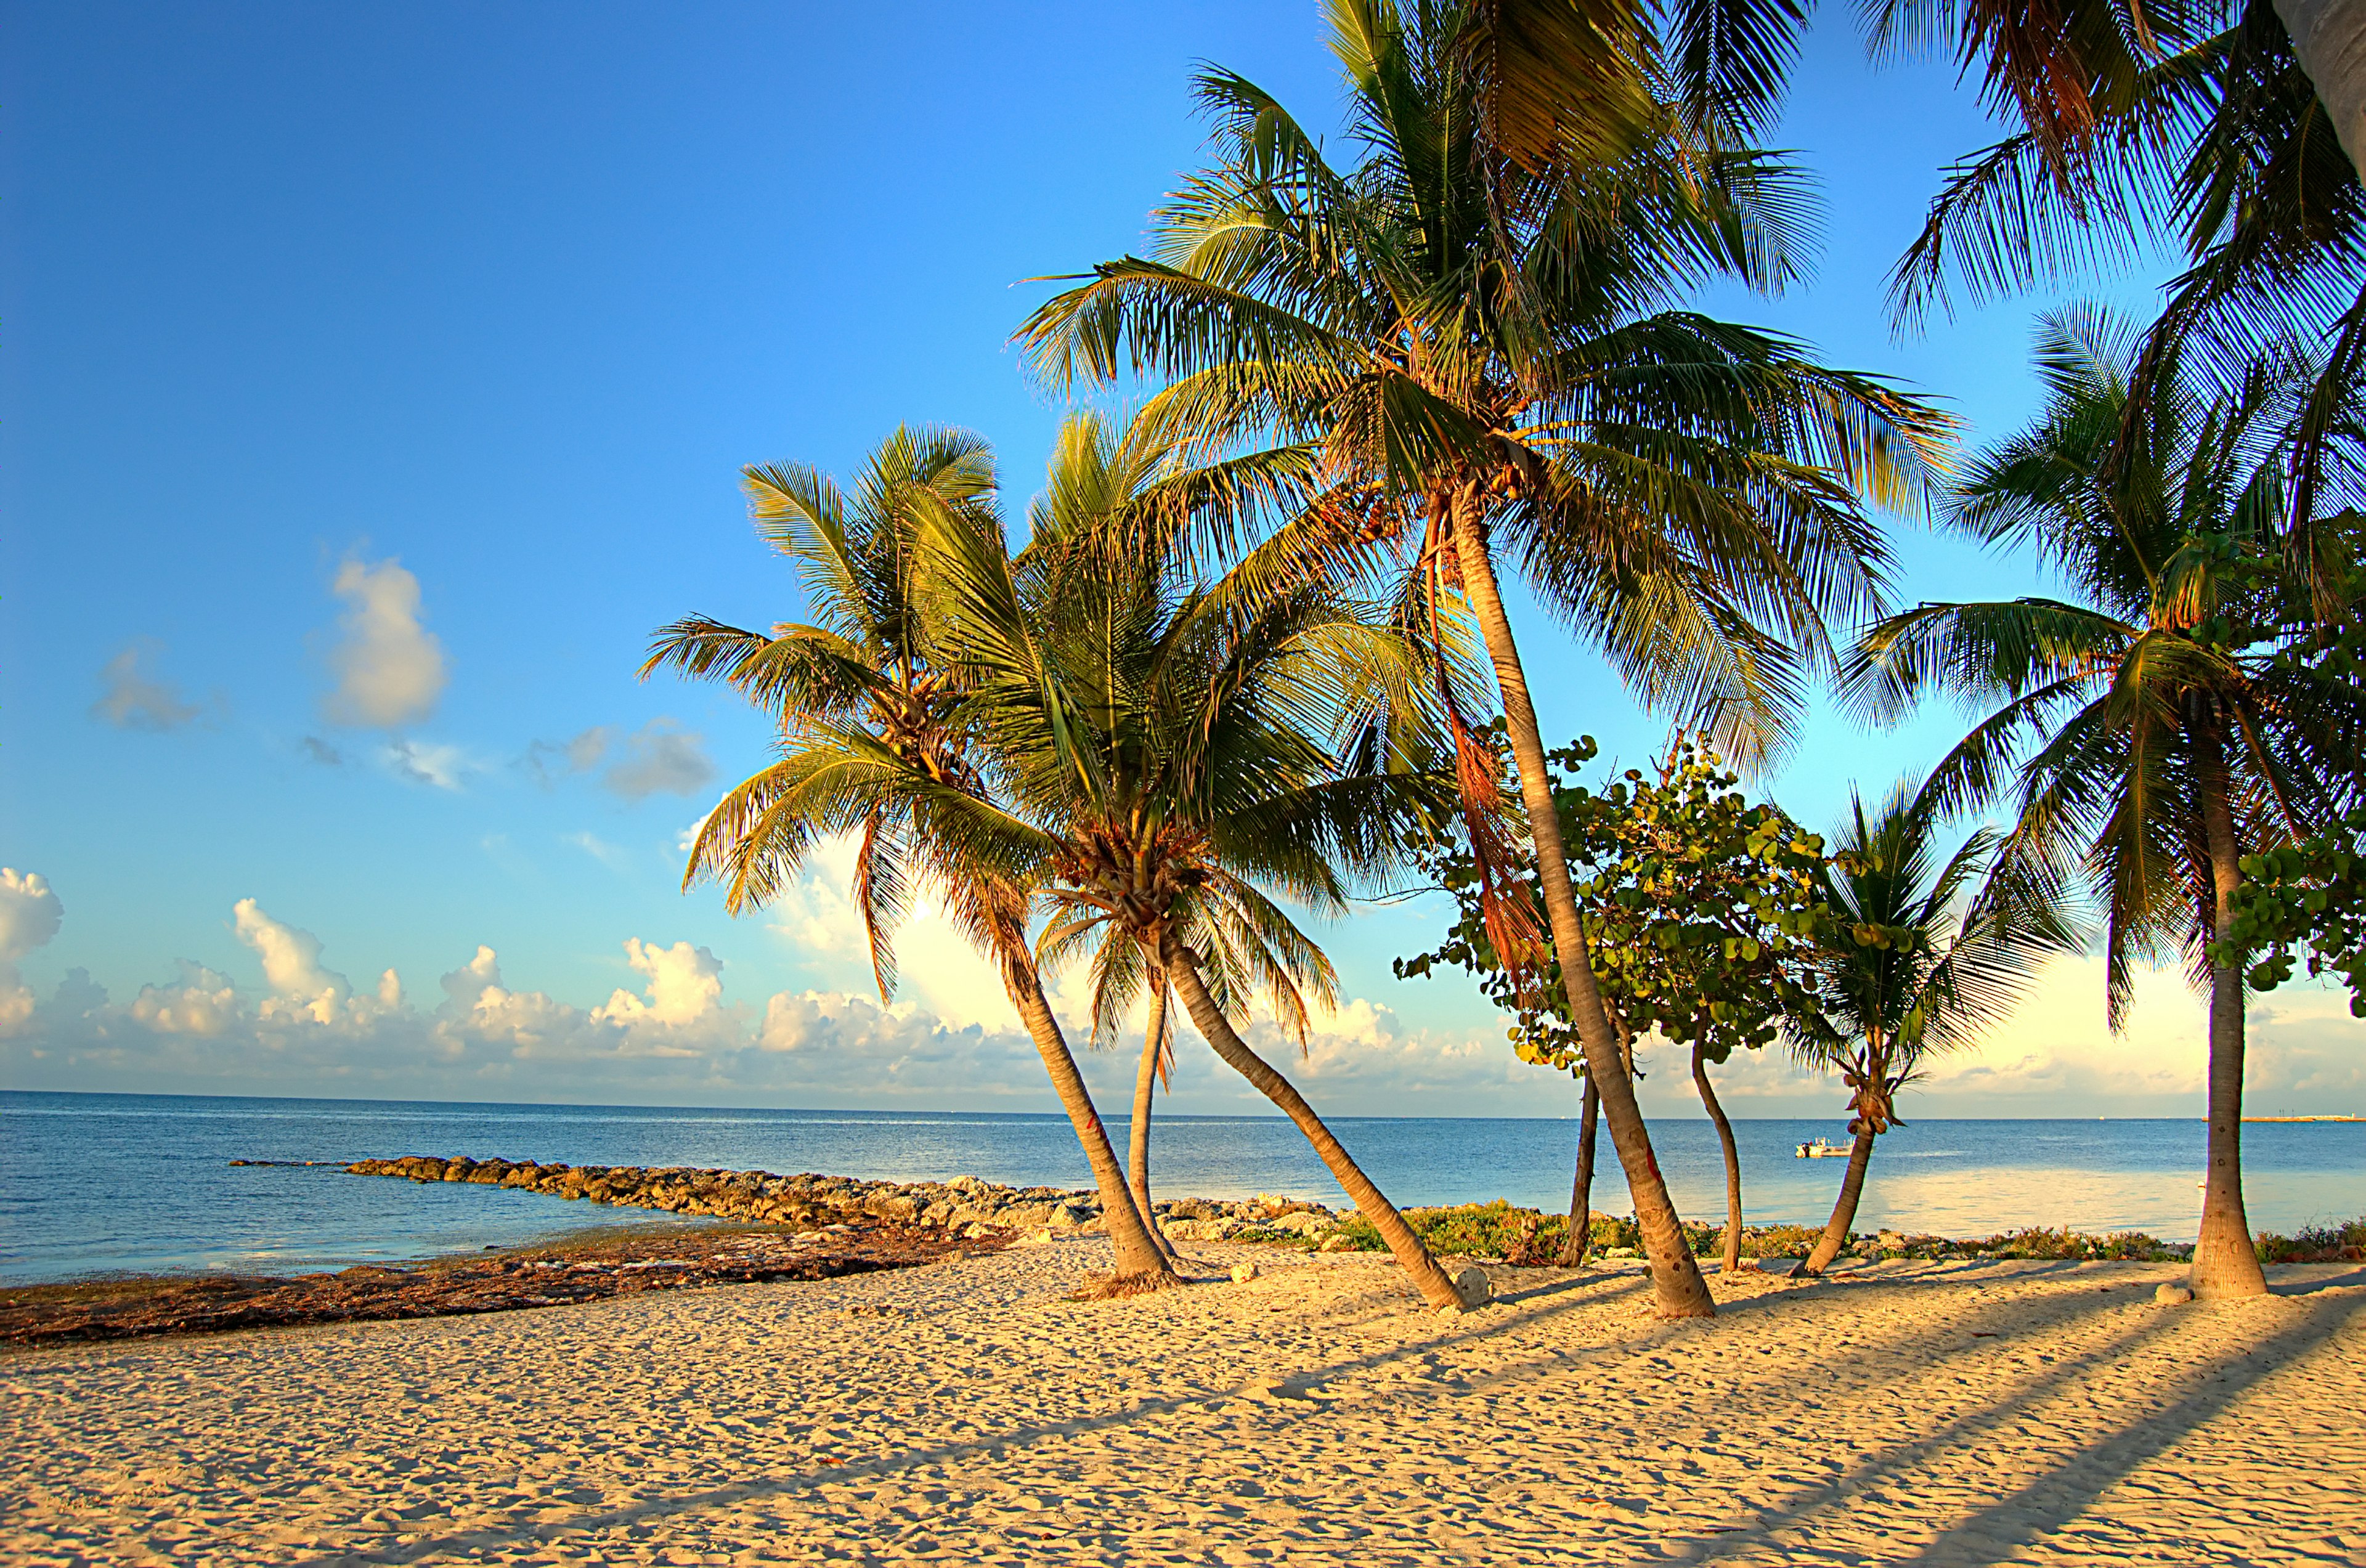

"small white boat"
[1795, 1138, 1850, 1159]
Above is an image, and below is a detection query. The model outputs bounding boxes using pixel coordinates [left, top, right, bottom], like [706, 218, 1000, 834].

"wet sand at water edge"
[3, 1241, 2362, 1566]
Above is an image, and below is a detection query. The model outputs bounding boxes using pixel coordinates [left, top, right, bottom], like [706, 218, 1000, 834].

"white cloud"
[2, 888, 2356, 1122]
[566, 831, 628, 870]
[592, 938, 725, 1030]
[322, 556, 447, 728]
[385, 739, 470, 790]
[91, 643, 201, 730]
[763, 834, 1016, 1031]
[0, 869, 63, 963]
[232, 898, 351, 1024]
[128, 961, 243, 1036]
[0, 869, 64, 1038]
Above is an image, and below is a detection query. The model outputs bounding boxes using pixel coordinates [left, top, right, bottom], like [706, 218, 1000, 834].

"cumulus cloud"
[0, 868, 64, 1038]
[322, 556, 447, 728]
[0, 890, 1074, 1105]
[763, 833, 1017, 1031]
[2, 884, 2356, 1119]
[128, 961, 243, 1036]
[592, 939, 725, 1030]
[91, 643, 201, 730]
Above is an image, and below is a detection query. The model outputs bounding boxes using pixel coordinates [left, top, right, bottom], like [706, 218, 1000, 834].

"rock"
[1269, 1211, 1335, 1238]
[2155, 1283, 2195, 1306]
[1319, 1235, 1360, 1253]
[1231, 1262, 1261, 1284]
[1047, 1202, 1091, 1230]
[1452, 1265, 1493, 1309]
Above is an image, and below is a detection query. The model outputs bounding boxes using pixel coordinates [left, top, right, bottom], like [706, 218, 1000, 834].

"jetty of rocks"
[341, 1156, 1351, 1245]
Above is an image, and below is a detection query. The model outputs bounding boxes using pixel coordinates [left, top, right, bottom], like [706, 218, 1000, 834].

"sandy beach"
[3, 1242, 2361, 1567]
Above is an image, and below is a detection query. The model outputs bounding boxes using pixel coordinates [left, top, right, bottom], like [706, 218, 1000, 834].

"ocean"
[4, 1090, 2362, 1284]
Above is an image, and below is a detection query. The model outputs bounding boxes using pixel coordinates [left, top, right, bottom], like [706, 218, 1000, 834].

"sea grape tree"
[1399, 731, 1835, 1270]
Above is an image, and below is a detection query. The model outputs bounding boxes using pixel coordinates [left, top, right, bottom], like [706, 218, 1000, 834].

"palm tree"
[1839, 311, 2366, 1295]
[1792, 775, 2074, 1276]
[640, 426, 1179, 1285]
[1018, 0, 1945, 1315]
[917, 416, 1479, 1311]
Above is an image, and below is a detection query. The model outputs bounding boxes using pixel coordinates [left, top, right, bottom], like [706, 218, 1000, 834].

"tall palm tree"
[1839, 311, 2366, 1295]
[1792, 775, 2074, 1275]
[917, 418, 1479, 1311]
[1019, 0, 1945, 1315]
[640, 426, 1179, 1285]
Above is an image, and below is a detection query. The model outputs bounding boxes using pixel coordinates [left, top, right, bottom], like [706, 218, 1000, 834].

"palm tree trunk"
[1449, 507, 1715, 1318]
[1557, 1071, 1601, 1265]
[2193, 723, 2270, 1298]
[998, 956, 1179, 1283]
[1160, 935, 1466, 1311]
[1797, 1124, 1876, 1277]
[1128, 973, 1181, 1264]
[1693, 1039, 1745, 1274]
[2274, 0, 2366, 186]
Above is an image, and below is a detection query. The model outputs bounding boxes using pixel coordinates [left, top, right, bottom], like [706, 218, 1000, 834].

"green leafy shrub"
[1740, 1224, 1824, 1259]
[2256, 1219, 2366, 1263]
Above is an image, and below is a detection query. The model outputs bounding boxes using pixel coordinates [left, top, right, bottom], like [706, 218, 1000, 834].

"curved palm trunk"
[1449, 512, 1716, 1317]
[1557, 1071, 1601, 1266]
[1160, 937, 1466, 1311]
[2275, 0, 2366, 185]
[1127, 975, 1181, 1265]
[2193, 726, 2270, 1298]
[1797, 1125, 1876, 1277]
[1693, 1040, 1746, 1274]
[999, 956, 1179, 1284]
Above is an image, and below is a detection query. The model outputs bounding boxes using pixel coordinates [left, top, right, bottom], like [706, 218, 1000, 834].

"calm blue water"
[4, 1091, 2363, 1283]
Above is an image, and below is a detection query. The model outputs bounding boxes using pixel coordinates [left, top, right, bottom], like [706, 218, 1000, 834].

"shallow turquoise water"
[4, 1091, 2361, 1281]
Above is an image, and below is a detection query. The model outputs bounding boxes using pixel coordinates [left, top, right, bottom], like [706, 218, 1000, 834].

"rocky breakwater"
[344, 1156, 1355, 1247]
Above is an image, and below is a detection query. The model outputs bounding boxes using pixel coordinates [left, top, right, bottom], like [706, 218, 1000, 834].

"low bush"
[2255, 1218, 2366, 1263]
[1296, 1205, 2352, 1266]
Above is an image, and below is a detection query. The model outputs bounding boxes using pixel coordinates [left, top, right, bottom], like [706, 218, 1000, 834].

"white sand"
[4, 1242, 2362, 1566]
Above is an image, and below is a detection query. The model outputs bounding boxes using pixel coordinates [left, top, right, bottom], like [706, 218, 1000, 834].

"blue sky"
[3, 0, 2356, 1118]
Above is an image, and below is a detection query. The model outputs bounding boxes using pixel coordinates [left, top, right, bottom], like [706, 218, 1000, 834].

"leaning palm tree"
[1840, 311, 2366, 1296]
[1010, 413, 1317, 1243]
[1019, 0, 1946, 1315]
[1792, 775, 2075, 1276]
[640, 426, 1179, 1285]
[917, 426, 1479, 1311]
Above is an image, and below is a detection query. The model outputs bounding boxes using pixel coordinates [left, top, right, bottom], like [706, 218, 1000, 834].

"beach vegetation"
[640, 426, 1181, 1286]
[913, 412, 1477, 1311]
[1839, 314, 2366, 1298]
[1790, 774, 2079, 1276]
[2253, 1218, 2366, 1262]
[1401, 730, 1837, 1272]
[1023, 0, 1948, 1318]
